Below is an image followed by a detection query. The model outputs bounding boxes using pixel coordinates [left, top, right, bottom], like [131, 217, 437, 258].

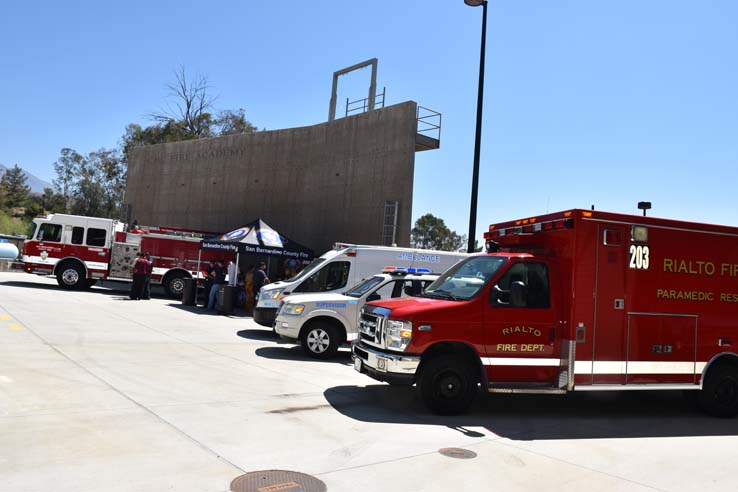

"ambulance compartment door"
[626, 313, 697, 384]
[592, 225, 629, 384]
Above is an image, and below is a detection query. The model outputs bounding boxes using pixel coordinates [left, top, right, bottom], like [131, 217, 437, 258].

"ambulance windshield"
[424, 256, 508, 301]
[345, 276, 384, 298]
[288, 258, 325, 282]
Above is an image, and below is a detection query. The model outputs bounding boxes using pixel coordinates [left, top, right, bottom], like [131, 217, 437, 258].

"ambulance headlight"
[270, 290, 282, 299]
[282, 304, 305, 316]
[385, 319, 413, 351]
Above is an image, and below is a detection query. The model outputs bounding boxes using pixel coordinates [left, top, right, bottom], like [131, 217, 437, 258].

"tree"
[151, 66, 216, 139]
[53, 148, 85, 213]
[40, 187, 67, 213]
[214, 108, 258, 135]
[411, 214, 466, 252]
[51, 147, 126, 219]
[0, 164, 30, 209]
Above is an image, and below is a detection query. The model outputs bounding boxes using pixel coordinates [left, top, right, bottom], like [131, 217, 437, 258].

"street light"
[464, 0, 488, 253]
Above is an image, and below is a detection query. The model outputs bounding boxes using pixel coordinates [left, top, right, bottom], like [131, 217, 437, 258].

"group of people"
[202, 260, 270, 313]
[129, 252, 154, 300]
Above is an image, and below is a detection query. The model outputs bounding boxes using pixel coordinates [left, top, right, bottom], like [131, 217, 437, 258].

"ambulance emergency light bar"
[382, 266, 433, 274]
[484, 210, 580, 242]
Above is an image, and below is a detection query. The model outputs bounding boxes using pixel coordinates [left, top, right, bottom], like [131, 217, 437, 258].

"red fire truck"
[352, 209, 738, 417]
[16, 213, 231, 297]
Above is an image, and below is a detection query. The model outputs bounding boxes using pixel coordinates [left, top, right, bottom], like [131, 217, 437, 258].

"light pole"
[464, 0, 488, 253]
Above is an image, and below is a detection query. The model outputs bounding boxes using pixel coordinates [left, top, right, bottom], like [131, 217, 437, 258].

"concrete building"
[124, 101, 439, 254]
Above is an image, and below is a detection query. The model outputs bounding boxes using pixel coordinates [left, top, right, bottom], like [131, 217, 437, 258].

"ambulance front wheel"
[699, 362, 738, 418]
[419, 354, 479, 415]
[300, 322, 340, 359]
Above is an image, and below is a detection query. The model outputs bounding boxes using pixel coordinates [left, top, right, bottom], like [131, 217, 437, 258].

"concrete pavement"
[1, 272, 737, 492]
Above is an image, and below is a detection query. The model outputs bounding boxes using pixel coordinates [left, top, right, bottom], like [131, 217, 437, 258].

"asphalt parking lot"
[1, 272, 738, 492]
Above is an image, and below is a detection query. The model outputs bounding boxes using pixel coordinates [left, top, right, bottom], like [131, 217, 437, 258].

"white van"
[275, 269, 439, 358]
[253, 243, 468, 326]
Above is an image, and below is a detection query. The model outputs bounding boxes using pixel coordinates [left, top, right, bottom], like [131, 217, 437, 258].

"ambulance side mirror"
[367, 293, 381, 302]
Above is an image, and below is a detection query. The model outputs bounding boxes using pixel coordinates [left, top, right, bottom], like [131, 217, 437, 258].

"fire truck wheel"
[56, 262, 85, 290]
[419, 355, 479, 415]
[163, 272, 188, 298]
[699, 362, 738, 418]
[300, 322, 339, 359]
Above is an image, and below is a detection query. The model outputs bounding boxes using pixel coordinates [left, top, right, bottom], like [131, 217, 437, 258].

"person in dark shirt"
[201, 261, 215, 308]
[253, 261, 270, 305]
[129, 253, 150, 300]
[142, 252, 154, 300]
[207, 261, 226, 311]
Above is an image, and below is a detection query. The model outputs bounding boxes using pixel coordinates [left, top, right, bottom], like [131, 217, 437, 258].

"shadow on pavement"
[323, 384, 738, 440]
[0, 279, 172, 299]
[237, 329, 282, 342]
[256, 345, 353, 365]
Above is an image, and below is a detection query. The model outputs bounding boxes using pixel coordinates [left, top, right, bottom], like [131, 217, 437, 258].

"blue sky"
[1, 0, 737, 240]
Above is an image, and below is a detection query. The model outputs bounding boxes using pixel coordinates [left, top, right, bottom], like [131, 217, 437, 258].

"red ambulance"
[352, 209, 738, 417]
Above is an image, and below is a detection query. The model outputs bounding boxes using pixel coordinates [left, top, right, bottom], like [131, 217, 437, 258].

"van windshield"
[345, 276, 385, 298]
[288, 258, 325, 282]
[424, 256, 508, 301]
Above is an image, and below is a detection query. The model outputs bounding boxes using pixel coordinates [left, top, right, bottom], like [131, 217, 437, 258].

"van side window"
[38, 224, 62, 243]
[86, 228, 107, 247]
[494, 262, 550, 308]
[294, 261, 350, 293]
[71, 227, 84, 245]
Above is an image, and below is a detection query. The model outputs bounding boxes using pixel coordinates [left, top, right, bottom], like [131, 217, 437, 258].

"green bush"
[0, 211, 28, 236]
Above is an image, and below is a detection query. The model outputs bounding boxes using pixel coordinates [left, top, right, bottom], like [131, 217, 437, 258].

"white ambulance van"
[253, 243, 468, 327]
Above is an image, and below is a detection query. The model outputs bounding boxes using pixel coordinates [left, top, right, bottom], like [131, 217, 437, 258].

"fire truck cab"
[352, 209, 738, 418]
[22, 214, 124, 289]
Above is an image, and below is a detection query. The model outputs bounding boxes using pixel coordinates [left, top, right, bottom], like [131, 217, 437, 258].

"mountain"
[0, 164, 53, 193]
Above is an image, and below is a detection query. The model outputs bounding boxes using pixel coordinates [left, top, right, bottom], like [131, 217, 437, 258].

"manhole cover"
[231, 470, 327, 492]
[438, 447, 477, 459]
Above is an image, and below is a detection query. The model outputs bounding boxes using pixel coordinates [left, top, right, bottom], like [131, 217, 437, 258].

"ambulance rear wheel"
[699, 362, 738, 418]
[301, 322, 339, 359]
[56, 262, 85, 290]
[419, 355, 479, 415]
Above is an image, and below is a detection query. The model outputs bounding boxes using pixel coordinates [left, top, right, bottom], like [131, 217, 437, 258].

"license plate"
[353, 357, 362, 372]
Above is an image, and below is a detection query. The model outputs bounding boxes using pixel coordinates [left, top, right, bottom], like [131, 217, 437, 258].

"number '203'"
[629, 244, 650, 270]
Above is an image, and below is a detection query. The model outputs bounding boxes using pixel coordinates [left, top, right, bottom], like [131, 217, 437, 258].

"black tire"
[698, 362, 738, 418]
[300, 322, 340, 359]
[418, 354, 479, 415]
[163, 272, 188, 298]
[56, 262, 86, 290]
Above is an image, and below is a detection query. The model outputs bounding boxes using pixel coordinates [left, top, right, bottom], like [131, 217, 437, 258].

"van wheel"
[419, 355, 479, 415]
[163, 272, 187, 298]
[301, 322, 339, 359]
[56, 262, 85, 290]
[699, 362, 738, 418]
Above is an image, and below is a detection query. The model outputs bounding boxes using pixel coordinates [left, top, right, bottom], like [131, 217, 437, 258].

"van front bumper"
[253, 307, 277, 327]
[274, 315, 300, 340]
[351, 342, 420, 386]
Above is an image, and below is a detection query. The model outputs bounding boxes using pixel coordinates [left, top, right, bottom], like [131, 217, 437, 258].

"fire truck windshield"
[423, 256, 508, 301]
[26, 222, 38, 240]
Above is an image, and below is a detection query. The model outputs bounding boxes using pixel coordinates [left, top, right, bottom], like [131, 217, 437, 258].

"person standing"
[207, 261, 226, 311]
[129, 253, 149, 300]
[142, 252, 154, 300]
[252, 261, 270, 307]
[244, 265, 255, 314]
[201, 261, 215, 308]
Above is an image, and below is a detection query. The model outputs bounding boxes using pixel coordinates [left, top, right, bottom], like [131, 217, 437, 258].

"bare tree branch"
[149, 66, 217, 138]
